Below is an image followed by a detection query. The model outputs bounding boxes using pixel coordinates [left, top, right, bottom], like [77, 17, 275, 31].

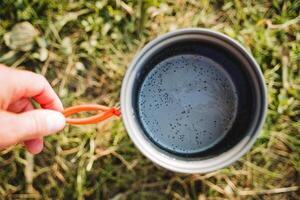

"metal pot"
[121, 28, 267, 173]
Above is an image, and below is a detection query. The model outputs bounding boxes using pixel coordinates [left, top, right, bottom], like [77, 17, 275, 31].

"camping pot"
[64, 28, 267, 173]
[120, 28, 267, 173]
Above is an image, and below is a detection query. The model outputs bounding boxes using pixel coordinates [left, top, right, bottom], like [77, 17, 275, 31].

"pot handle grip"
[63, 104, 121, 125]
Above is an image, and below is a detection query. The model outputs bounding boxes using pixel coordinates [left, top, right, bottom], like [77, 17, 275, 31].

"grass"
[0, 0, 299, 199]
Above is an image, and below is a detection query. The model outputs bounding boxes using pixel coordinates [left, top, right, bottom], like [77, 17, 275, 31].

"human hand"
[0, 64, 65, 154]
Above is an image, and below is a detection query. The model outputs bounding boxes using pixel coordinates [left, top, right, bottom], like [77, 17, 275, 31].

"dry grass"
[0, 0, 299, 199]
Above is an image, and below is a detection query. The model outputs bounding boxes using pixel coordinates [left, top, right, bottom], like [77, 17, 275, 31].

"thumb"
[0, 109, 65, 149]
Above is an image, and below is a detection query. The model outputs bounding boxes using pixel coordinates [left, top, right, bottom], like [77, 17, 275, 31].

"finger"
[8, 98, 45, 154]
[24, 138, 44, 154]
[7, 98, 34, 113]
[0, 66, 63, 112]
[0, 110, 65, 149]
[18, 71, 63, 111]
[22, 101, 45, 154]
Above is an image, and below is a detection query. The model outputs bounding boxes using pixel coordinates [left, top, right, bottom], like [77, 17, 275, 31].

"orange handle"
[63, 104, 121, 125]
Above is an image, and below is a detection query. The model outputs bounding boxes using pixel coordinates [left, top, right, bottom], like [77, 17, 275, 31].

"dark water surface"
[138, 54, 238, 155]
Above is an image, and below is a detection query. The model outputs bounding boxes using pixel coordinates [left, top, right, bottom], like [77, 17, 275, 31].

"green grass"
[0, 0, 299, 199]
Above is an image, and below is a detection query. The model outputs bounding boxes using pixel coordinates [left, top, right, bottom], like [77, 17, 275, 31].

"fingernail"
[46, 112, 66, 134]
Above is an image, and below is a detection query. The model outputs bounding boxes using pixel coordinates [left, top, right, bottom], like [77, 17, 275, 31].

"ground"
[0, 0, 299, 199]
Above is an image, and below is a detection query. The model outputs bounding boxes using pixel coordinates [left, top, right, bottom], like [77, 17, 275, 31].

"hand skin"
[0, 64, 66, 154]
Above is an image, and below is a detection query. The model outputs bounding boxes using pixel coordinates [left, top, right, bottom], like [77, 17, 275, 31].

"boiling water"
[138, 54, 238, 155]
